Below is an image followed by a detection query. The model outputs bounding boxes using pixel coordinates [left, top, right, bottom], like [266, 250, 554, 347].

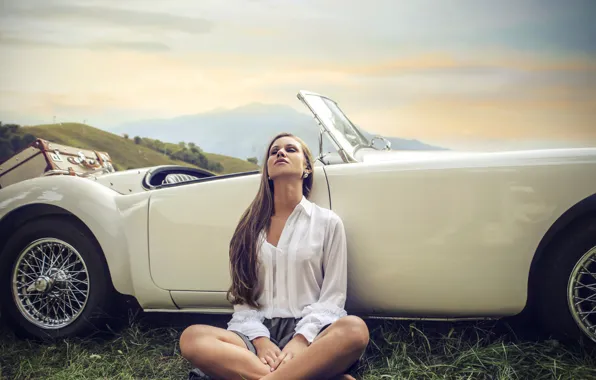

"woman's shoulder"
[310, 201, 344, 226]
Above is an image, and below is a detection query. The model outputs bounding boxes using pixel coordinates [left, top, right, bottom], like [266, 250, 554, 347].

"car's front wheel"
[0, 216, 114, 340]
[534, 217, 596, 344]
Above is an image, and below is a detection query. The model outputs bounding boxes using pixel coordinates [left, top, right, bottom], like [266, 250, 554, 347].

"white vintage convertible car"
[1, 90, 595, 344]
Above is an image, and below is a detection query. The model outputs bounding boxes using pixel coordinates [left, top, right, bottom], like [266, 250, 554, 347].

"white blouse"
[226, 195, 348, 343]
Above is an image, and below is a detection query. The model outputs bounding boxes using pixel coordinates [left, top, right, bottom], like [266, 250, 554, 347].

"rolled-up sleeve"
[294, 214, 348, 343]
[227, 303, 270, 340]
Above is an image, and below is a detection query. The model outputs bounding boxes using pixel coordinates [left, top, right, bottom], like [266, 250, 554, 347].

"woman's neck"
[273, 180, 303, 217]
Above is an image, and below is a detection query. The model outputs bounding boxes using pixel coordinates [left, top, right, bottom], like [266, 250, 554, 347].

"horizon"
[1, 0, 595, 151]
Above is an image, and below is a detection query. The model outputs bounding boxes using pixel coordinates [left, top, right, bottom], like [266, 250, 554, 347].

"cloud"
[0, 2, 203, 53]
[0, 34, 49, 48]
[0, 34, 171, 52]
[1, 1, 594, 61]
[344, 89, 596, 144]
[236, 52, 596, 112]
[87, 41, 171, 52]
[313, 53, 596, 78]
[2, 3, 214, 35]
[3, 0, 594, 60]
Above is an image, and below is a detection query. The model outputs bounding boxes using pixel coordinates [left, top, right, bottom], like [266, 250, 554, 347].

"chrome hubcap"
[11, 238, 90, 329]
[569, 246, 596, 342]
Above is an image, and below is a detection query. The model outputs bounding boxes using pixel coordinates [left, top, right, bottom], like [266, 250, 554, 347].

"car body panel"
[90, 167, 152, 194]
[88, 165, 215, 195]
[325, 147, 596, 317]
[147, 167, 331, 293]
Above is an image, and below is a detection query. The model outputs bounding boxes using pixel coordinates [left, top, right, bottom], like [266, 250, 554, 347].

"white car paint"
[89, 167, 152, 194]
[324, 147, 596, 316]
[147, 167, 331, 310]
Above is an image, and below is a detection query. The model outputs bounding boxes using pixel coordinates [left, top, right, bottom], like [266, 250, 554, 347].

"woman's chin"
[270, 171, 300, 181]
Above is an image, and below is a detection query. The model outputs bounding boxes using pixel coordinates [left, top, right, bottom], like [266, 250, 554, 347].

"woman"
[180, 132, 369, 380]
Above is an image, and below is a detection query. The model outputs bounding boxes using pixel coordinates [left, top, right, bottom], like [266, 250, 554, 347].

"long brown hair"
[226, 132, 315, 308]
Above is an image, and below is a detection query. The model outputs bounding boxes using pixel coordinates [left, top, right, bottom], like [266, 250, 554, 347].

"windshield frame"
[297, 90, 370, 163]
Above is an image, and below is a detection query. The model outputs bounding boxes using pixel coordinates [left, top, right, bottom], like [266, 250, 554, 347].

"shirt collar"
[258, 196, 312, 246]
[297, 195, 313, 217]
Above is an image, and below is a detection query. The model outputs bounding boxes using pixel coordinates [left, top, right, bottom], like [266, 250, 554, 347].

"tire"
[534, 216, 596, 344]
[0, 216, 114, 340]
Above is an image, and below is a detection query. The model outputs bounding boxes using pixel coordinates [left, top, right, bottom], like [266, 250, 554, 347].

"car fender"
[0, 176, 139, 296]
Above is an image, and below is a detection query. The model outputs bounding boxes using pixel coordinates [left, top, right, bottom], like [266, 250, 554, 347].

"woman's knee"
[336, 316, 370, 349]
[179, 324, 214, 358]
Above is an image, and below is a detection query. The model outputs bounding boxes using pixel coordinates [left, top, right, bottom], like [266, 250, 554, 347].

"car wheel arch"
[531, 193, 596, 269]
[526, 193, 596, 305]
[0, 203, 118, 295]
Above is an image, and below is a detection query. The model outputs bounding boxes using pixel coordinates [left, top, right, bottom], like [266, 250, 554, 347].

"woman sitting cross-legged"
[180, 132, 370, 380]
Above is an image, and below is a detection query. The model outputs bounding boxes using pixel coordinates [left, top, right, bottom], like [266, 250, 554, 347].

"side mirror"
[370, 136, 391, 151]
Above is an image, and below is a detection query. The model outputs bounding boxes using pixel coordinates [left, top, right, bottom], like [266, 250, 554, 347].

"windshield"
[299, 92, 369, 155]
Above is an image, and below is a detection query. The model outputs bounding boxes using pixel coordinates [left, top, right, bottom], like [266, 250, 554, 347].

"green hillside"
[155, 140, 261, 177]
[203, 152, 261, 175]
[18, 123, 259, 174]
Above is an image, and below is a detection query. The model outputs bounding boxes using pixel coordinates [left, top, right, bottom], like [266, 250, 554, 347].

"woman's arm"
[227, 303, 270, 340]
[293, 213, 348, 343]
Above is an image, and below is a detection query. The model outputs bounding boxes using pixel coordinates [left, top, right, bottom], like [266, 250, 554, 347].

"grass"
[1, 311, 595, 380]
[18, 123, 259, 174]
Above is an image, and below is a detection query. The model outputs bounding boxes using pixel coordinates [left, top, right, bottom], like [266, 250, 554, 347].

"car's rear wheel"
[0, 216, 114, 340]
[534, 217, 596, 344]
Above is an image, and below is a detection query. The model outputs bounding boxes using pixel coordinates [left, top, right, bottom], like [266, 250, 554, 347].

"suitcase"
[0, 138, 115, 189]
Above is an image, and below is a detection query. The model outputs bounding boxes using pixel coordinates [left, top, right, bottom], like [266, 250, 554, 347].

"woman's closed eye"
[270, 146, 297, 155]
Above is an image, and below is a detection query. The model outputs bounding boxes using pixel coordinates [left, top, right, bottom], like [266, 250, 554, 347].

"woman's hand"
[252, 337, 281, 369]
[271, 334, 309, 371]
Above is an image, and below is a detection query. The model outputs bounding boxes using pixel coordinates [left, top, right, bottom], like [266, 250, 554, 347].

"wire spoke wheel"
[11, 238, 90, 329]
[569, 246, 596, 342]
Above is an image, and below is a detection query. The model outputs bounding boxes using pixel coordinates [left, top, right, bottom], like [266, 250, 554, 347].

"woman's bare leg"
[261, 316, 369, 380]
[179, 324, 270, 380]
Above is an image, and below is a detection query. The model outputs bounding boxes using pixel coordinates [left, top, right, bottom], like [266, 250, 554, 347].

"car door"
[147, 167, 330, 293]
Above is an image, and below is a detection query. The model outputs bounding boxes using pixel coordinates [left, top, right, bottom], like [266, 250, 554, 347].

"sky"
[1, 0, 595, 150]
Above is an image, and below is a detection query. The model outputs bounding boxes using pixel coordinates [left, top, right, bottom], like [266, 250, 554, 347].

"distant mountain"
[111, 103, 447, 163]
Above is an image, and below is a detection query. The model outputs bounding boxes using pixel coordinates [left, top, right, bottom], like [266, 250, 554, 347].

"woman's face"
[267, 136, 309, 181]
